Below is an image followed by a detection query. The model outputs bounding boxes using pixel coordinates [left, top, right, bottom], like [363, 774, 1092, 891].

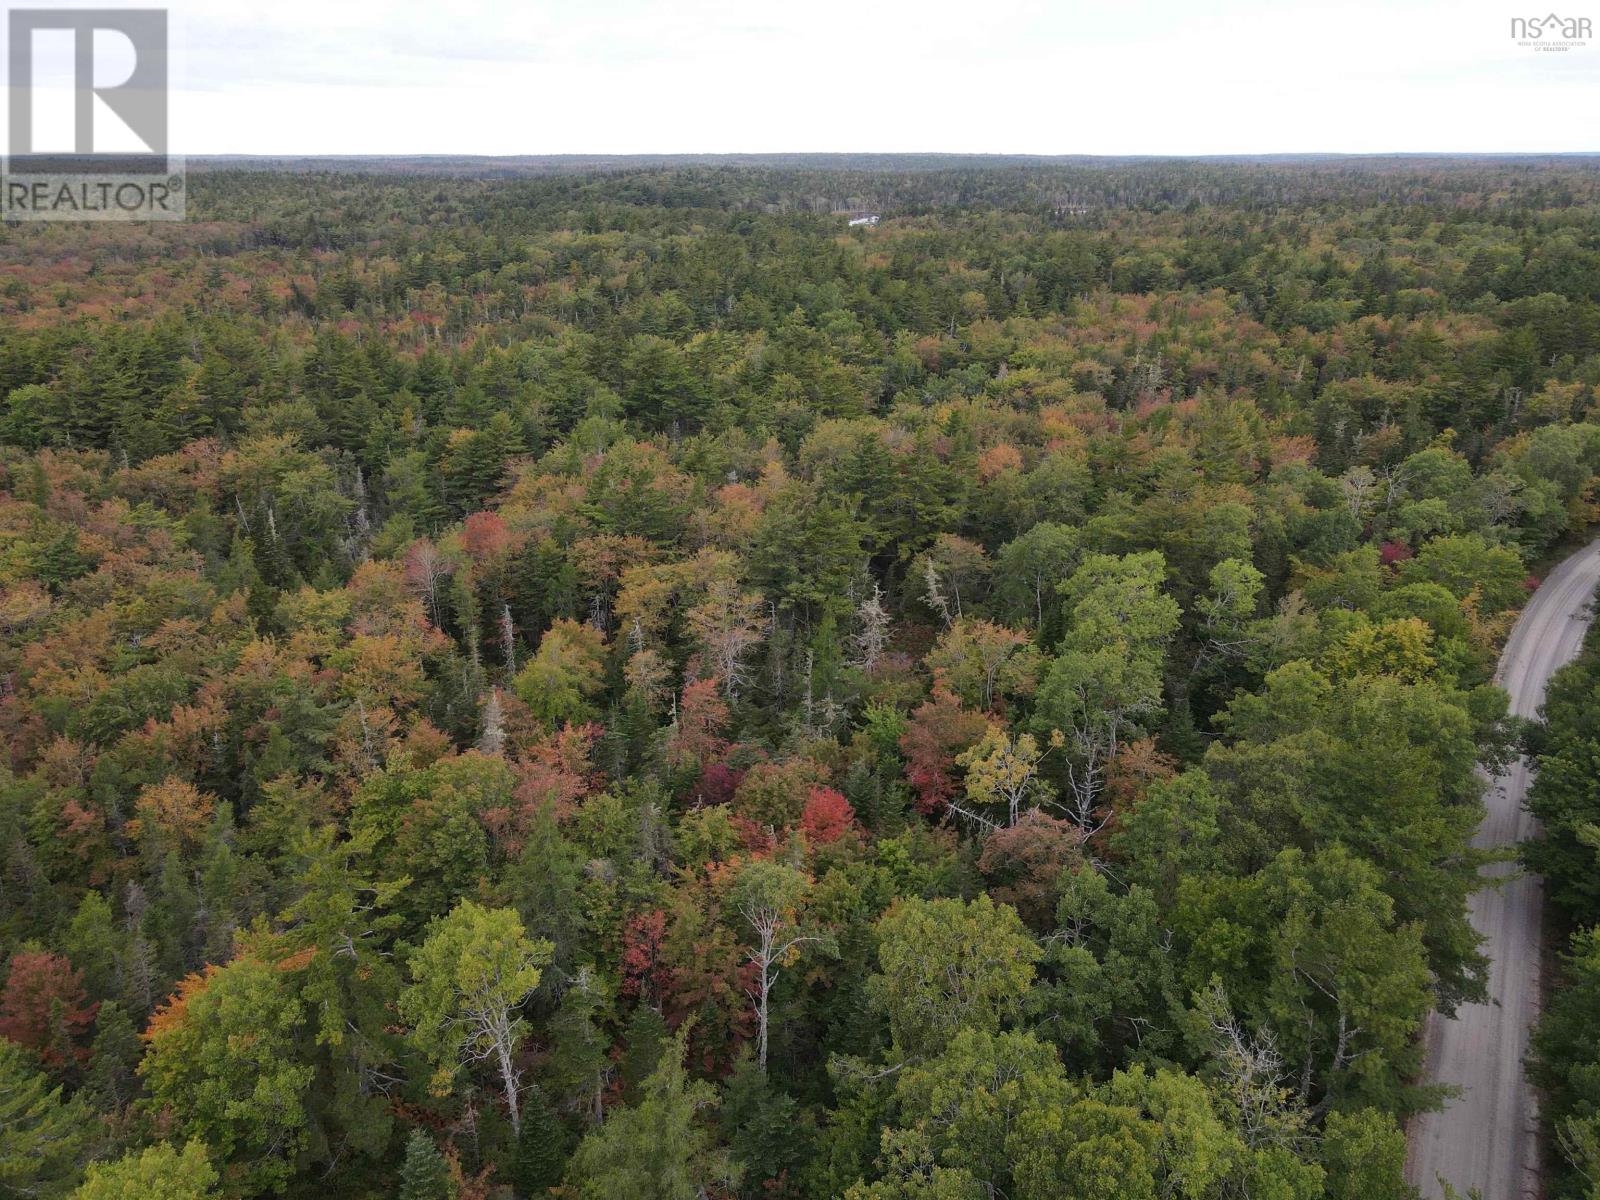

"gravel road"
[1406, 538, 1600, 1199]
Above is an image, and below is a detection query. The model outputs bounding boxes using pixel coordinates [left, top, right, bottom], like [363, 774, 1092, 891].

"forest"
[1, 156, 1599, 1199]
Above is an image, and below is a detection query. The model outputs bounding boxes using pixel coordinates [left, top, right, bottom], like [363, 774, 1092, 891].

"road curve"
[1407, 537, 1600, 1199]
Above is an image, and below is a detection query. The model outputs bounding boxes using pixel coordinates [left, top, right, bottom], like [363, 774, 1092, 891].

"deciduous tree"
[398, 900, 551, 1135]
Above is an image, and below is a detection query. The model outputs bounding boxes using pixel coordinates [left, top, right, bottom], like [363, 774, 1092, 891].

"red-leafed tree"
[800, 786, 856, 845]
[898, 690, 992, 815]
[510, 722, 601, 832]
[460, 510, 515, 564]
[619, 909, 670, 1006]
[1378, 540, 1413, 566]
[657, 873, 754, 1074]
[691, 761, 744, 809]
[0, 950, 98, 1069]
[976, 810, 1084, 931]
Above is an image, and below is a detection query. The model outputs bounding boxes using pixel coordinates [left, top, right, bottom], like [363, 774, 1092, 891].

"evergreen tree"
[83, 1001, 143, 1113]
[512, 1087, 569, 1197]
[397, 1129, 454, 1200]
[0, 1039, 92, 1198]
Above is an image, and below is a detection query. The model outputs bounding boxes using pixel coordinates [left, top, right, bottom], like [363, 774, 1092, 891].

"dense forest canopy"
[2, 157, 1599, 1199]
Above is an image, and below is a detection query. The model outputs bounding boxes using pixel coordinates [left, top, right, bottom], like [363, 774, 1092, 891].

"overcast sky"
[8, 0, 1599, 155]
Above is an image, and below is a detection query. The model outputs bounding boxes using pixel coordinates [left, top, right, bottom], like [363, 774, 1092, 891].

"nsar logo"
[1510, 11, 1592, 50]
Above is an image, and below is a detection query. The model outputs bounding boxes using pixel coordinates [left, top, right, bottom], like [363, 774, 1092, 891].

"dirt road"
[1406, 538, 1600, 1199]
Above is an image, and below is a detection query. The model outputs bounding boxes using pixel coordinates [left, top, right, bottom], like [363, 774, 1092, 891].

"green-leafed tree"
[0, 1039, 92, 1199]
[71, 1141, 219, 1200]
[398, 899, 552, 1135]
[563, 1029, 740, 1200]
[870, 895, 1040, 1060]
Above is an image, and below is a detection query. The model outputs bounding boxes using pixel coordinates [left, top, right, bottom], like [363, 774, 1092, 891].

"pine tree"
[720, 1052, 812, 1193]
[543, 970, 612, 1126]
[512, 1086, 568, 1197]
[398, 1129, 454, 1200]
[64, 890, 122, 1001]
[84, 1000, 143, 1112]
[616, 1004, 668, 1102]
[0, 1040, 92, 1197]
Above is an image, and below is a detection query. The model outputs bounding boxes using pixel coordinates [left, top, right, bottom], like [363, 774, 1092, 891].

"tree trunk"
[755, 928, 773, 1073]
[496, 1031, 522, 1135]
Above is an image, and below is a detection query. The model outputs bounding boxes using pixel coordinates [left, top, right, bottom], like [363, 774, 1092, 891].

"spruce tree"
[616, 1004, 668, 1102]
[84, 1001, 143, 1112]
[397, 1128, 453, 1200]
[512, 1086, 568, 1197]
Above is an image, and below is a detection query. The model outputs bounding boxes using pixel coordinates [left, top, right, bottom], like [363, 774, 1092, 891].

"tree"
[563, 1029, 740, 1200]
[512, 1086, 569, 1196]
[543, 969, 612, 1125]
[748, 487, 866, 621]
[665, 677, 731, 774]
[801, 786, 857, 845]
[129, 779, 217, 855]
[0, 1039, 91, 1199]
[82, 1002, 142, 1113]
[1190, 982, 1323, 1197]
[1526, 647, 1600, 922]
[397, 1129, 454, 1200]
[1322, 617, 1439, 684]
[976, 810, 1083, 931]
[732, 860, 826, 1072]
[720, 1052, 814, 1196]
[915, 535, 990, 625]
[1321, 1109, 1412, 1200]
[870, 895, 1040, 1059]
[954, 727, 1056, 830]
[1103, 1066, 1236, 1199]
[898, 691, 992, 816]
[1010, 1097, 1158, 1200]
[686, 577, 764, 700]
[851, 581, 892, 672]
[871, 1029, 1073, 1200]
[139, 957, 315, 1197]
[1057, 551, 1180, 652]
[398, 900, 551, 1135]
[402, 538, 453, 627]
[994, 522, 1080, 631]
[71, 1141, 219, 1200]
[1033, 870, 1185, 1070]
[1193, 557, 1264, 668]
[513, 619, 607, 728]
[1034, 552, 1180, 827]
[1034, 643, 1166, 831]
[0, 950, 97, 1072]
[924, 619, 1040, 713]
[270, 825, 406, 1168]
[63, 892, 121, 1001]
[1532, 926, 1600, 1199]
[1205, 661, 1497, 1012]
[1173, 848, 1432, 1112]
[1399, 532, 1526, 613]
